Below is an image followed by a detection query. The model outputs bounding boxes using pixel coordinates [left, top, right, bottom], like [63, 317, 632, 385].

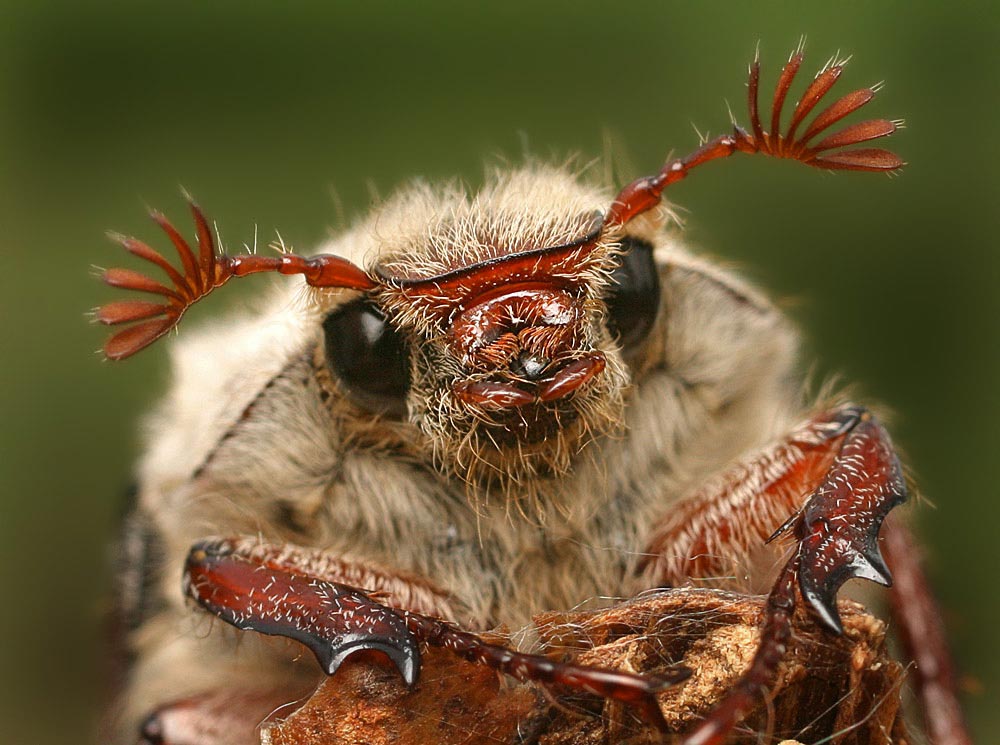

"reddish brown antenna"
[604, 48, 904, 228]
[98, 48, 902, 360]
[96, 201, 374, 360]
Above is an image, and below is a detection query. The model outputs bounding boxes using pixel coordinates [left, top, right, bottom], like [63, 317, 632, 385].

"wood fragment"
[261, 588, 907, 745]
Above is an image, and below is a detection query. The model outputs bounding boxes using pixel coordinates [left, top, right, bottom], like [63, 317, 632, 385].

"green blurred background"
[1, 2, 996, 742]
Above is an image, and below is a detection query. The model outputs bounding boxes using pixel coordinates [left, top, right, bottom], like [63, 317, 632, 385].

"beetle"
[97, 47, 971, 744]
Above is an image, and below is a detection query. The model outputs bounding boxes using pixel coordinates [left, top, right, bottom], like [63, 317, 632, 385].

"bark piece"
[261, 588, 907, 745]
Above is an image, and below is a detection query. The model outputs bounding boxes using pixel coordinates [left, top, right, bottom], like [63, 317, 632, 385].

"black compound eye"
[323, 298, 410, 416]
[606, 236, 661, 354]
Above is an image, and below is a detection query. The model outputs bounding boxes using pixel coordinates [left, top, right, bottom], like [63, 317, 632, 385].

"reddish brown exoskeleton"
[99, 48, 970, 745]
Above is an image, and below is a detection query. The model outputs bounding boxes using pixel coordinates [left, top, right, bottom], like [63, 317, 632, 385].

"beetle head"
[367, 173, 637, 495]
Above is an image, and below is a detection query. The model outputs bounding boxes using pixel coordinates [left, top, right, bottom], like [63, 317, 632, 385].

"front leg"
[640, 403, 970, 745]
[183, 539, 432, 686]
[182, 538, 690, 733]
[135, 543, 460, 744]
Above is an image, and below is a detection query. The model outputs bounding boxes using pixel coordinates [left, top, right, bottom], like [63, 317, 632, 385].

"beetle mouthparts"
[453, 353, 606, 410]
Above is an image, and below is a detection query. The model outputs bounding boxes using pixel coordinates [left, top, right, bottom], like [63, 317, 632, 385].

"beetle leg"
[771, 406, 905, 632]
[641, 406, 906, 745]
[184, 539, 441, 686]
[136, 688, 303, 745]
[883, 520, 973, 745]
[640, 405, 862, 592]
[639, 403, 970, 745]
[183, 538, 690, 731]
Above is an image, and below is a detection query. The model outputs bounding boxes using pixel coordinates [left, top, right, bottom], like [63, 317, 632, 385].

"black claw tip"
[852, 552, 893, 587]
[318, 632, 422, 687]
[766, 511, 801, 544]
[801, 584, 845, 635]
[828, 406, 864, 435]
[863, 545, 893, 586]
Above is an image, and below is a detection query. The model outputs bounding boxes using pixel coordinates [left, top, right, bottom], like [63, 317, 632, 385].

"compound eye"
[323, 298, 410, 416]
[606, 236, 661, 354]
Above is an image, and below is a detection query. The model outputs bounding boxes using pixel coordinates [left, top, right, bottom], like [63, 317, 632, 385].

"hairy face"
[311, 170, 660, 505]
[400, 282, 631, 496]
[376, 216, 636, 500]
